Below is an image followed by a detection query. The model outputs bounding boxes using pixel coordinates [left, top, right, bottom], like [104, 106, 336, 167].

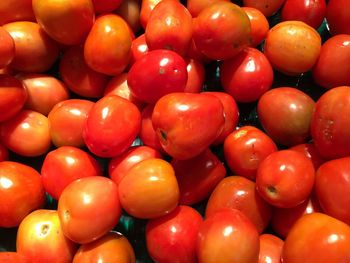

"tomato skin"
[0, 0, 35, 25]
[146, 205, 203, 263]
[130, 33, 149, 66]
[0, 161, 45, 228]
[41, 146, 103, 200]
[72, 232, 135, 263]
[83, 95, 141, 158]
[243, 0, 285, 17]
[196, 209, 260, 263]
[220, 47, 274, 103]
[16, 210, 78, 263]
[0, 252, 28, 263]
[127, 49, 188, 104]
[115, 0, 141, 34]
[192, 2, 251, 60]
[326, 0, 350, 35]
[152, 92, 225, 160]
[206, 176, 272, 234]
[256, 150, 315, 208]
[84, 14, 132, 76]
[258, 234, 283, 263]
[184, 59, 205, 93]
[282, 213, 350, 263]
[242, 7, 269, 47]
[92, 0, 122, 14]
[187, 0, 230, 17]
[58, 176, 122, 244]
[0, 26, 15, 68]
[289, 143, 325, 169]
[139, 0, 163, 29]
[0, 143, 9, 161]
[32, 0, 94, 45]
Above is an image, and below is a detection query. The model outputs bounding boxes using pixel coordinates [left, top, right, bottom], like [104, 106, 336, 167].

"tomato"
[118, 158, 179, 219]
[146, 205, 203, 263]
[193, 2, 251, 60]
[108, 145, 162, 185]
[0, 110, 51, 157]
[84, 14, 132, 76]
[256, 150, 315, 208]
[281, 0, 326, 29]
[0, 26, 15, 68]
[48, 99, 94, 148]
[224, 126, 278, 180]
[59, 45, 109, 98]
[196, 209, 260, 263]
[72, 232, 135, 263]
[3, 21, 60, 73]
[127, 49, 188, 104]
[171, 148, 226, 205]
[206, 176, 272, 234]
[0, 252, 28, 263]
[242, 7, 270, 47]
[115, 0, 141, 34]
[17, 73, 70, 116]
[0, 0, 35, 25]
[152, 92, 225, 159]
[0, 143, 9, 161]
[220, 47, 274, 103]
[139, 0, 163, 29]
[184, 59, 205, 93]
[311, 86, 350, 159]
[312, 35, 350, 89]
[58, 176, 122, 244]
[263, 21, 321, 76]
[326, 0, 350, 35]
[187, 0, 230, 17]
[41, 146, 103, 200]
[32, 0, 94, 45]
[92, 0, 122, 14]
[282, 213, 350, 263]
[259, 234, 283, 263]
[257, 87, 315, 146]
[243, 0, 285, 17]
[289, 143, 325, 169]
[16, 210, 77, 263]
[130, 33, 149, 66]
[0, 161, 45, 228]
[0, 74, 27, 122]
[83, 95, 141, 158]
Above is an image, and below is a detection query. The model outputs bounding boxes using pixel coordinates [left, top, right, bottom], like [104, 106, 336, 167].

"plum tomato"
[289, 143, 325, 169]
[187, 0, 230, 17]
[242, 7, 269, 47]
[0, 0, 35, 25]
[258, 234, 284, 263]
[243, 0, 285, 17]
[0, 26, 15, 68]
[326, 0, 350, 35]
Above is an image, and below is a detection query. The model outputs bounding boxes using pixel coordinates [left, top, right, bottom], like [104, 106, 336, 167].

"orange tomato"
[242, 7, 270, 47]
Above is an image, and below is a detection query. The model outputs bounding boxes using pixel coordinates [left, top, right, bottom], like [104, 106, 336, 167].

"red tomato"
[41, 146, 103, 200]
[0, 74, 27, 122]
[326, 0, 350, 35]
[0, 161, 45, 228]
[152, 92, 225, 159]
[223, 126, 278, 181]
[48, 99, 94, 148]
[193, 2, 251, 60]
[16, 210, 77, 263]
[115, 0, 141, 34]
[118, 158, 180, 219]
[0, 252, 28, 263]
[243, 0, 285, 17]
[282, 213, 350, 263]
[72, 232, 135, 263]
[257, 87, 315, 146]
[83, 95, 141, 158]
[0, 109, 51, 157]
[92, 0, 122, 13]
[0, 26, 15, 68]
[220, 47, 274, 103]
[127, 49, 188, 104]
[196, 209, 260, 263]
[84, 14, 132, 76]
[184, 59, 205, 93]
[256, 150, 315, 208]
[130, 33, 149, 66]
[0, 0, 35, 25]
[3, 21, 60, 73]
[0, 143, 9, 161]
[58, 176, 122, 244]
[171, 148, 226, 205]
[289, 143, 325, 169]
[139, 0, 163, 29]
[146, 205, 203, 263]
[206, 176, 272, 234]
[32, 0, 94, 45]
[312, 35, 350, 89]
[281, 0, 326, 29]
[187, 0, 230, 17]
[242, 7, 269, 47]
[259, 234, 284, 263]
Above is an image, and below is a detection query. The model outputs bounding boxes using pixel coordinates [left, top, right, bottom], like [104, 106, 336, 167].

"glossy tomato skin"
[92, 0, 122, 13]
[0, 161, 45, 228]
[152, 92, 225, 160]
[257, 87, 315, 146]
[192, 2, 251, 60]
[58, 176, 122, 244]
[16, 210, 78, 263]
[171, 148, 226, 205]
[127, 49, 188, 104]
[282, 213, 350, 263]
[139, 0, 162, 29]
[41, 146, 103, 200]
[83, 95, 141, 158]
[223, 126, 278, 180]
[220, 47, 274, 103]
[290, 143, 325, 169]
[256, 150, 315, 208]
[146, 205, 203, 263]
[72, 232, 135, 263]
[130, 33, 149, 66]
[0, 252, 28, 263]
[84, 14, 132, 76]
[326, 0, 350, 35]
[184, 59, 205, 93]
[196, 209, 260, 263]
[32, 0, 94, 45]
[242, 7, 269, 47]
[0, 0, 35, 25]
[258, 234, 283, 263]
[206, 176, 272, 234]
[243, 0, 285, 17]
[0, 26, 15, 68]
[187, 0, 230, 17]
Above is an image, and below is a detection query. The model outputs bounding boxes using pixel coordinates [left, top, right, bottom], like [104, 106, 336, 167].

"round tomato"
[139, 0, 162, 29]
[92, 0, 122, 14]
[289, 143, 325, 169]
[243, 0, 285, 17]
[130, 33, 149, 66]
[0, 0, 35, 25]
[184, 58, 205, 93]
[326, 0, 350, 35]
[0, 26, 15, 68]
[187, 0, 230, 17]
[242, 7, 269, 47]
[0, 252, 27, 263]
[259, 234, 284, 263]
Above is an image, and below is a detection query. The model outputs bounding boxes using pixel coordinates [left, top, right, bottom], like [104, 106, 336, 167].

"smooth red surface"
[326, 0, 350, 35]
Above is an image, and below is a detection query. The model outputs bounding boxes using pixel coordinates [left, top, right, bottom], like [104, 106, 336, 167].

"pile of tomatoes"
[1, 0, 350, 262]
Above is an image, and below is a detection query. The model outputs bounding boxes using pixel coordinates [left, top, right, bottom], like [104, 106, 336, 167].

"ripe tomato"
[0, 0, 35, 25]
[184, 59, 205, 93]
[259, 234, 283, 263]
[58, 176, 122, 244]
[0, 26, 15, 68]
[326, 0, 350, 35]
[187, 0, 230, 17]
[0, 161, 45, 228]
[289, 143, 325, 169]
[243, 0, 285, 17]
[115, 0, 141, 34]
[130, 33, 149, 66]
[16, 210, 77, 263]
[92, 0, 122, 14]
[0, 143, 8, 161]
[139, 0, 163, 29]
[0, 252, 27, 263]
[242, 7, 269, 47]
